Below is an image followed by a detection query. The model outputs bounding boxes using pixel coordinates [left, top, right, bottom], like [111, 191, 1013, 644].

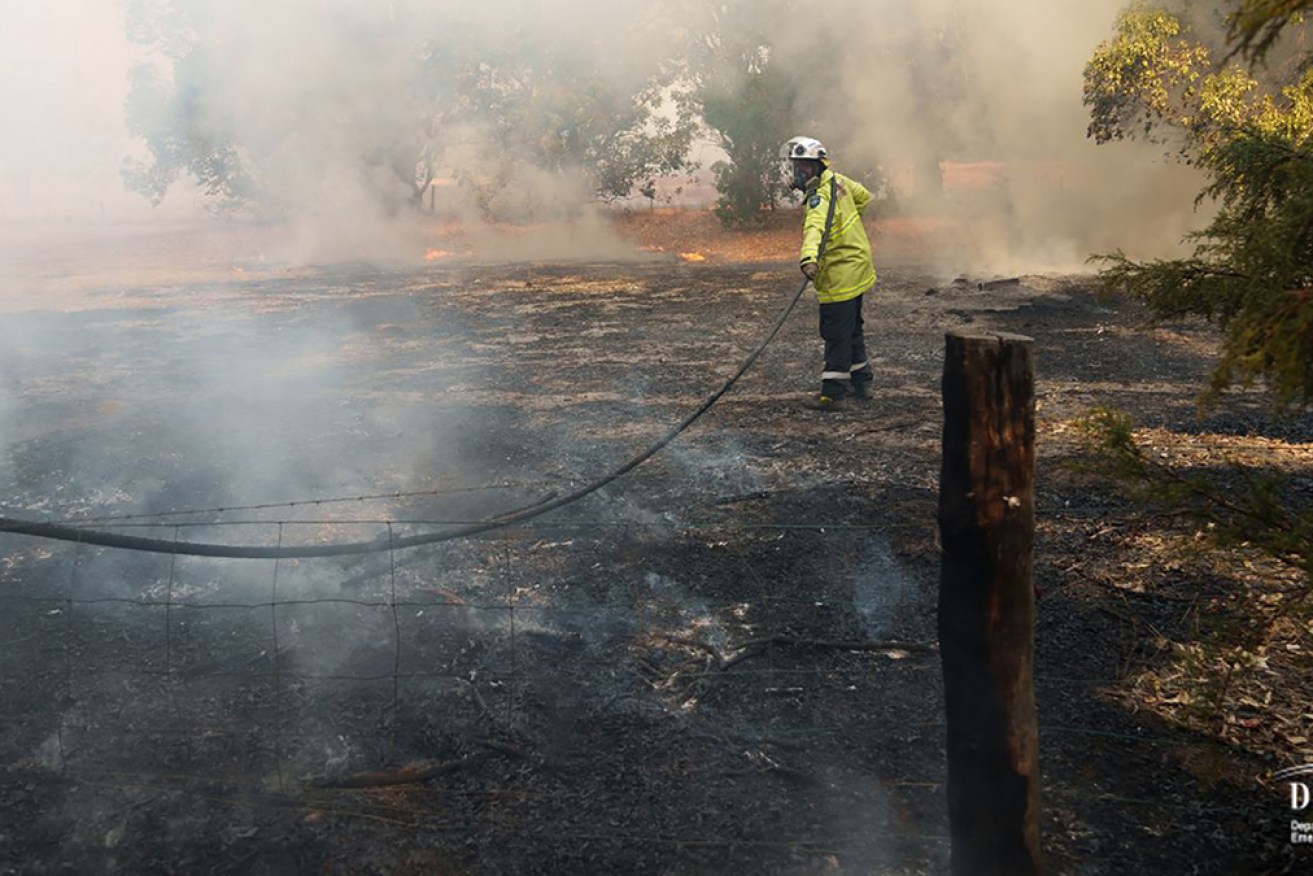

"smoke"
[113, 0, 682, 263]
[0, 1, 1220, 533]
[1, 1, 1210, 269]
[772, 0, 1208, 272]
[0, 3, 150, 220]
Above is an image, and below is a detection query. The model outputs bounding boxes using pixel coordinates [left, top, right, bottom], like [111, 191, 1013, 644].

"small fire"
[679, 252, 706, 262]
[424, 248, 451, 261]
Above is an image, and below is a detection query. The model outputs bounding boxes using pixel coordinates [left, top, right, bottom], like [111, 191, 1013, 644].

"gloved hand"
[801, 262, 818, 281]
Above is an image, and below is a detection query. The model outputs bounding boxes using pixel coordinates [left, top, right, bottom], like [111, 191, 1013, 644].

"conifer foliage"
[1084, 2, 1313, 407]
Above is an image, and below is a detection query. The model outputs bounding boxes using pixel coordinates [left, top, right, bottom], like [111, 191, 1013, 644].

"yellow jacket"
[799, 169, 876, 303]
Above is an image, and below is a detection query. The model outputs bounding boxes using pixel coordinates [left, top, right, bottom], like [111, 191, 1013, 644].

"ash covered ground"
[0, 221, 1307, 874]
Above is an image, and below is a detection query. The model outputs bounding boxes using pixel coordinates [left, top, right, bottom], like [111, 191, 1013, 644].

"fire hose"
[0, 180, 840, 560]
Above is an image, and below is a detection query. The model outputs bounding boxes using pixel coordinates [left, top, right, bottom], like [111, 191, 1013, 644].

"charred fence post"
[938, 330, 1042, 875]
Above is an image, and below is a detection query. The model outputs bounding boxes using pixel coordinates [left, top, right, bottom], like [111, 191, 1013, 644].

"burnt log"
[938, 330, 1042, 875]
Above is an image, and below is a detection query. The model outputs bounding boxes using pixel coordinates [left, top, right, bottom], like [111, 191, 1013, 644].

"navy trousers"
[818, 293, 873, 399]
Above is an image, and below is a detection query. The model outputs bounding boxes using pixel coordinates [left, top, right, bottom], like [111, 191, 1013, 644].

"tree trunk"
[938, 330, 1042, 876]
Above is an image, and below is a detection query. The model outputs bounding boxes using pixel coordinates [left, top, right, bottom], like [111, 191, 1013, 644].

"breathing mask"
[790, 160, 818, 192]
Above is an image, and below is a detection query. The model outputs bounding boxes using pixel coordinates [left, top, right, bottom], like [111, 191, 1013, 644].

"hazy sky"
[0, 1, 156, 218]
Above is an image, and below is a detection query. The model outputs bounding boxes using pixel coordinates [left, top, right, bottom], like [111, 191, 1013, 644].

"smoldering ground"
[6, 246, 1296, 870]
[0, 278, 465, 524]
[0, 5, 1271, 873]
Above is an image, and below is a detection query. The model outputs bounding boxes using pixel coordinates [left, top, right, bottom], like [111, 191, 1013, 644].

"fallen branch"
[308, 739, 527, 789]
[462, 676, 529, 744]
[720, 636, 938, 670]
[715, 491, 771, 506]
[655, 634, 725, 661]
[977, 277, 1021, 290]
[477, 739, 531, 760]
[308, 750, 492, 789]
[464, 676, 495, 719]
[654, 632, 936, 671]
[414, 586, 467, 605]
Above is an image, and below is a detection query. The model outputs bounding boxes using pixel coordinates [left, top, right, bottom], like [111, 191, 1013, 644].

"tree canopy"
[684, 2, 800, 226]
[1084, 1, 1313, 408]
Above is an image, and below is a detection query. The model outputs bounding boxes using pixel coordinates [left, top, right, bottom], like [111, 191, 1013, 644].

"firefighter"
[781, 136, 876, 411]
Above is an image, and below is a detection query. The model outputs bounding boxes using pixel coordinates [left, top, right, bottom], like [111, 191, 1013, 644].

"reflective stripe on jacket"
[799, 169, 876, 303]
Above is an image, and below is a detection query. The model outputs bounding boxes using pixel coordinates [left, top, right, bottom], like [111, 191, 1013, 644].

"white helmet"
[781, 136, 829, 164]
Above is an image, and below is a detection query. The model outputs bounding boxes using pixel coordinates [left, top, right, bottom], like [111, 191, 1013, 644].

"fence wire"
[0, 518, 936, 844]
[0, 513, 1192, 869]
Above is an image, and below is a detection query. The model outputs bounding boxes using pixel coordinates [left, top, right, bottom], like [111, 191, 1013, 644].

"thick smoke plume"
[776, 0, 1205, 271]
[2, 1, 1206, 270]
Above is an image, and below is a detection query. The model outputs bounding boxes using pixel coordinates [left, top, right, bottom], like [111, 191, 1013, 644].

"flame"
[424, 248, 451, 261]
[679, 252, 706, 262]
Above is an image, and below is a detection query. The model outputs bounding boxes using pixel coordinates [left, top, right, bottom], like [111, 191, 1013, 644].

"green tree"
[1085, 3, 1313, 407]
[680, 1, 801, 227]
[700, 60, 797, 226]
[1080, 3, 1313, 687]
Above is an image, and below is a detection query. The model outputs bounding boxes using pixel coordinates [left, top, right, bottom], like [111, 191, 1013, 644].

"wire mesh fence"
[0, 513, 1189, 870]
[1, 515, 969, 867]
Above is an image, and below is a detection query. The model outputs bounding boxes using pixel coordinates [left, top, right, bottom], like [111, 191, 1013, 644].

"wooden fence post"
[938, 330, 1042, 875]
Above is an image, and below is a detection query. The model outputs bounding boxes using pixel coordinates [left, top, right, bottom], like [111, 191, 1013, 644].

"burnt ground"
[0, 229, 1310, 874]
